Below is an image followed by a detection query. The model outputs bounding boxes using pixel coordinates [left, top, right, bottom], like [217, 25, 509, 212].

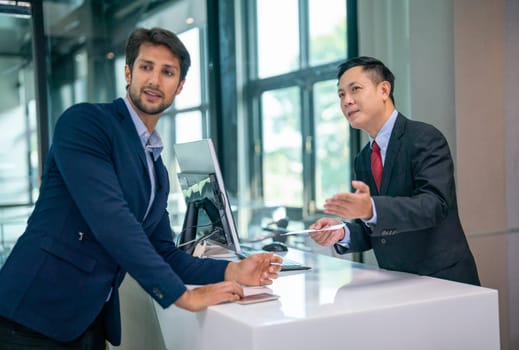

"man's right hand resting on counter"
[175, 252, 282, 311]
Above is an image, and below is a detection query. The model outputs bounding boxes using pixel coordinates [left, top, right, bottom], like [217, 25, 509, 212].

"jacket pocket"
[40, 236, 96, 273]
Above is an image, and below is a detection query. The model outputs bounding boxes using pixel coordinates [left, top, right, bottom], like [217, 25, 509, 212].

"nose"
[147, 69, 160, 87]
[343, 92, 354, 106]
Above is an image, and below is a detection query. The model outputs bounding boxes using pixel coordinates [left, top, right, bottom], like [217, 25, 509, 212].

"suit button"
[381, 238, 386, 244]
[152, 288, 164, 299]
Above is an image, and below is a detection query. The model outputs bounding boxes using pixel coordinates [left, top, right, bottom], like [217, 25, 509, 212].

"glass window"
[261, 88, 302, 207]
[73, 51, 88, 103]
[313, 80, 350, 208]
[256, 0, 300, 78]
[0, 6, 38, 264]
[42, 0, 83, 24]
[175, 111, 203, 144]
[243, 0, 355, 222]
[0, 104, 31, 205]
[175, 28, 202, 110]
[308, 0, 347, 66]
[114, 56, 126, 99]
[0, 11, 36, 207]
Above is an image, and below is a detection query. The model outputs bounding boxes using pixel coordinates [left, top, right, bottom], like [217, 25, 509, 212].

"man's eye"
[163, 70, 174, 77]
[141, 65, 152, 71]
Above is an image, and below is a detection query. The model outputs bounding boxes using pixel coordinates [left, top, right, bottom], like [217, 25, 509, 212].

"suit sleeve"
[150, 212, 229, 285]
[334, 220, 373, 254]
[52, 104, 198, 307]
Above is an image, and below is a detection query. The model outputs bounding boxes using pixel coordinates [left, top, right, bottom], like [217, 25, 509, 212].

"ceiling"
[0, 0, 198, 104]
[0, 0, 175, 61]
[0, 11, 32, 58]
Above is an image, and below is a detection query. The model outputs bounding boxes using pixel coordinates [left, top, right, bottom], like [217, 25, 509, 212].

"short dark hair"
[125, 27, 191, 81]
[337, 56, 395, 103]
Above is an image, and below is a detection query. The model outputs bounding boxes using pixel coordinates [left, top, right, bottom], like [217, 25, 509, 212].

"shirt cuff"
[362, 197, 377, 226]
[336, 222, 351, 248]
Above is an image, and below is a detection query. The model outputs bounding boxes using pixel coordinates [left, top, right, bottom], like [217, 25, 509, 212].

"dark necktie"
[371, 141, 383, 192]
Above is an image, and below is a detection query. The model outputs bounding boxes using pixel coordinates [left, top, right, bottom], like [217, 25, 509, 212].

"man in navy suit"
[0, 27, 281, 349]
[309, 56, 480, 286]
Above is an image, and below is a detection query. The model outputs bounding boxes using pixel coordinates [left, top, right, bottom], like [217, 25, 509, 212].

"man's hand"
[323, 180, 373, 220]
[308, 217, 345, 247]
[174, 281, 244, 311]
[225, 253, 282, 286]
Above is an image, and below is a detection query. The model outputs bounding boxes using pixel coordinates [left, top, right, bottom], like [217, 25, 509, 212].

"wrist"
[362, 198, 375, 220]
[224, 261, 239, 281]
[175, 290, 192, 310]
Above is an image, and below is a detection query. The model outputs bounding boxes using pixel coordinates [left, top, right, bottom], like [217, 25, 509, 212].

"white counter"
[115, 249, 500, 350]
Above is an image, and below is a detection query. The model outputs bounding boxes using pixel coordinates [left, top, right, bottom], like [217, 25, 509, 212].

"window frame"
[238, 0, 359, 221]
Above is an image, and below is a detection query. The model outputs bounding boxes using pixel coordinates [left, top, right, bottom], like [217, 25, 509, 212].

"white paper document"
[280, 223, 346, 236]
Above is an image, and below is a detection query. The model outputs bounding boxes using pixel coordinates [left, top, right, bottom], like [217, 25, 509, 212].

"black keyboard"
[236, 250, 311, 271]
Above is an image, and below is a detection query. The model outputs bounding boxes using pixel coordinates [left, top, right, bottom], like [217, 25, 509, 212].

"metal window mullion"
[31, 0, 50, 178]
[299, 0, 309, 69]
[301, 85, 315, 218]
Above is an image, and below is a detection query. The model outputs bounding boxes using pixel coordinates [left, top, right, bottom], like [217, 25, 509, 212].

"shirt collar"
[369, 109, 398, 153]
[124, 97, 164, 161]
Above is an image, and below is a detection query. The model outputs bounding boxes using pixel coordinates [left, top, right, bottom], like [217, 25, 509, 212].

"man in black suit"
[309, 56, 480, 286]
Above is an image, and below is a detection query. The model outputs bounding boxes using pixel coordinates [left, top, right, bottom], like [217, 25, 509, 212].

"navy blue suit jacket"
[0, 98, 229, 345]
[335, 114, 479, 285]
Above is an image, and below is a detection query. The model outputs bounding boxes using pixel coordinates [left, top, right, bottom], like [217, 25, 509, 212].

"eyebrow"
[338, 81, 360, 91]
[137, 58, 179, 71]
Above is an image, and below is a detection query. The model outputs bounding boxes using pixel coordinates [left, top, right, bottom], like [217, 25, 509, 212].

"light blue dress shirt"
[337, 109, 398, 247]
[124, 98, 164, 220]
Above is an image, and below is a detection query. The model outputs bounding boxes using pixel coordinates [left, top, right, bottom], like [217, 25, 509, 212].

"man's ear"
[124, 65, 131, 85]
[379, 80, 391, 101]
[175, 80, 186, 95]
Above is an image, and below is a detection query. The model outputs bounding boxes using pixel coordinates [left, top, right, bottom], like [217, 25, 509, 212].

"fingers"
[323, 182, 371, 219]
[202, 281, 243, 299]
[175, 282, 244, 311]
[352, 180, 370, 194]
[309, 218, 345, 246]
[309, 228, 344, 247]
[324, 194, 353, 213]
[259, 271, 277, 285]
[309, 217, 341, 230]
[268, 253, 283, 265]
[323, 202, 346, 217]
[259, 253, 281, 285]
[235, 253, 282, 286]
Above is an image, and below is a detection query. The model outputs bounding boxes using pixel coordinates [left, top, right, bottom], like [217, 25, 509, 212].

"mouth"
[347, 109, 360, 119]
[143, 88, 163, 99]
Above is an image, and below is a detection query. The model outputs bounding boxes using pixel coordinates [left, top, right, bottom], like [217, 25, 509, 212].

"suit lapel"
[380, 114, 406, 193]
[117, 101, 148, 171]
[142, 156, 169, 232]
[111, 99, 152, 224]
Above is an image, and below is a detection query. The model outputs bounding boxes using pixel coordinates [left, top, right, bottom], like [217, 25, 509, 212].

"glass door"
[0, 4, 38, 264]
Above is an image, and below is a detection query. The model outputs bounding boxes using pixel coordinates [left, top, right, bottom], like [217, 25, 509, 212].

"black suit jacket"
[335, 114, 479, 285]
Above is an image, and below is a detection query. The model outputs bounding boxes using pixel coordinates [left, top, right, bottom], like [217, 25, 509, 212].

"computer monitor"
[173, 139, 241, 254]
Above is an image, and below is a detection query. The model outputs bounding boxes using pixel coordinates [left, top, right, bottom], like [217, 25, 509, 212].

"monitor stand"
[178, 198, 220, 254]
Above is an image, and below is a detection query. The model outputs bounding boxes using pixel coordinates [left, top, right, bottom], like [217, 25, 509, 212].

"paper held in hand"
[280, 223, 346, 236]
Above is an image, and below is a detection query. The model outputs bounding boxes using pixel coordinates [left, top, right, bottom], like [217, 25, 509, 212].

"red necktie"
[371, 141, 383, 191]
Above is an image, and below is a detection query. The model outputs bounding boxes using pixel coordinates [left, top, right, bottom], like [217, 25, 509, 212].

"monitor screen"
[173, 139, 241, 254]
